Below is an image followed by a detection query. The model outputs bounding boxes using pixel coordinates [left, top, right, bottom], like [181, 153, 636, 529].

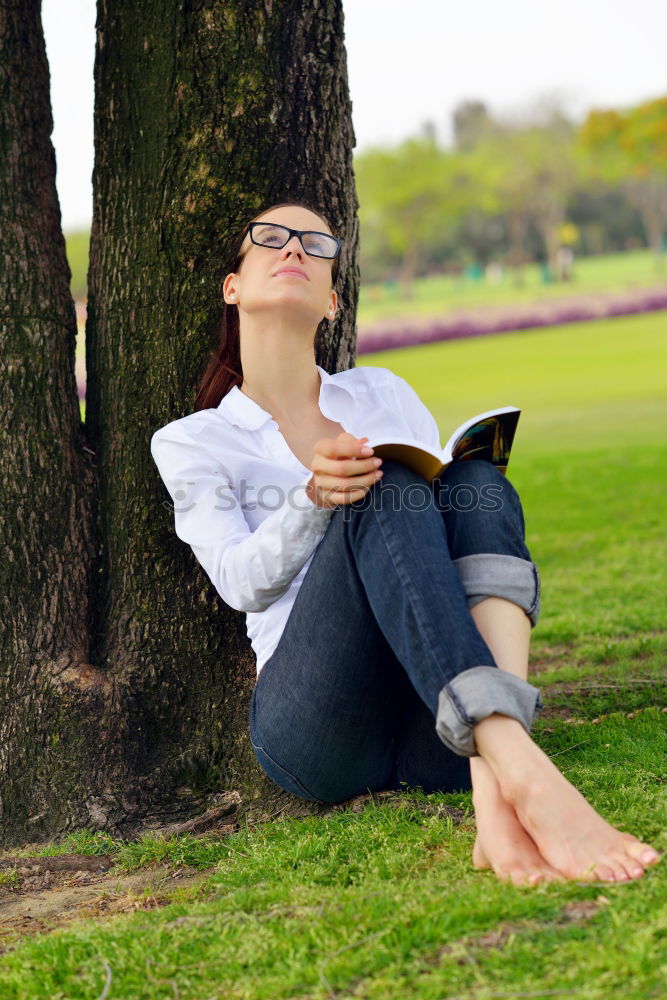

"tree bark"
[0, 0, 359, 848]
[505, 210, 527, 287]
[625, 177, 667, 271]
[530, 196, 565, 281]
[84, 0, 359, 836]
[397, 232, 418, 298]
[0, 0, 132, 847]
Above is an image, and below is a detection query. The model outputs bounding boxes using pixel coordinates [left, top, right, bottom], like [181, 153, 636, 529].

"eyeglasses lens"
[252, 224, 338, 259]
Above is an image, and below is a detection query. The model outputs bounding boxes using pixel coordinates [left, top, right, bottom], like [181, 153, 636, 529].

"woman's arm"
[150, 423, 335, 613]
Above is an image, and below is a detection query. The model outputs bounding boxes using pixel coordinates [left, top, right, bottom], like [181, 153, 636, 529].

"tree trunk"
[624, 177, 667, 271]
[397, 233, 418, 298]
[505, 210, 527, 287]
[83, 0, 359, 836]
[533, 205, 565, 282]
[0, 0, 359, 848]
[0, 0, 134, 847]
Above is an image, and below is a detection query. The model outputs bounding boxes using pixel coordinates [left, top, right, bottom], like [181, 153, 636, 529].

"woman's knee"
[436, 459, 514, 518]
[344, 458, 437, 521]
[438, 462, 527, 548]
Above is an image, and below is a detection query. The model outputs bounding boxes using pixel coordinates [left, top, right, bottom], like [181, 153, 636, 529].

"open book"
[365, 406, 521, 483]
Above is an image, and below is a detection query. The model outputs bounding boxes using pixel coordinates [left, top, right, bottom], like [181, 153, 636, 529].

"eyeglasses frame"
[241, 221, 342, 261]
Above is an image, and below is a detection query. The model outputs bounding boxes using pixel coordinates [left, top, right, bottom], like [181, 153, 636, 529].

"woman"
[151, 200, 661, 887]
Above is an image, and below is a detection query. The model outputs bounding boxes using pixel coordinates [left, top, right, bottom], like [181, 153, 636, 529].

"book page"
[442, 406, 520, 459]
[365, 406, 520, 482]
[445, 409, 520, 474]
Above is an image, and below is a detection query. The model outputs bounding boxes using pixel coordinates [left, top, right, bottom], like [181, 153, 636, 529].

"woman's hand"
[305, 432, 384, 509]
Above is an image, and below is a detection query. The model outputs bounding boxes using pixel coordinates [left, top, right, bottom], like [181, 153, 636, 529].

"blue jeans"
[249, 458, 543, 805]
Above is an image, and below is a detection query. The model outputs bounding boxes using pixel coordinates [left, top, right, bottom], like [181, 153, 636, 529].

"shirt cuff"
[294, 469, 337, 525]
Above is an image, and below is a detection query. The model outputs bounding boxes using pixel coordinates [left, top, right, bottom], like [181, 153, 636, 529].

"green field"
[5, 310, 666, 998]
[358, 248, 666, 326]
[64, 230, 90, 300]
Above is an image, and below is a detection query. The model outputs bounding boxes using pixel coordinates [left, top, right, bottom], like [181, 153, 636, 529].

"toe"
[514, 868, 543, 887]
[472, 840, 491, 870]
[587, 863, 616, 883]
[607, 862, 631, 882]
[497, 865, 533, 886]
[624, 840, 661, 868]
[612, 853, 645, 881]
[518, 867, 562, 887]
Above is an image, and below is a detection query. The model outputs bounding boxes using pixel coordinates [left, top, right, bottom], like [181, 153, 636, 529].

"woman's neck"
[239, 357, 322, 426]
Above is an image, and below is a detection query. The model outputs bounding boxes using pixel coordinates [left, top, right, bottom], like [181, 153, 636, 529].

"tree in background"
[452, 99, 495, 153]
[0, 0, 358, 847]
[468, 104, 582, 283]
[579, 95, 667, 269]
[464, 131, 534, 284]
[516, 109, 582, 281]
[355, 101, 587, 286]
[355, 134, 476, 296]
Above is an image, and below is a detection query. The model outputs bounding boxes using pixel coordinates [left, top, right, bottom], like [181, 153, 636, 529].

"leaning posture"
[151, 201, 661, 887]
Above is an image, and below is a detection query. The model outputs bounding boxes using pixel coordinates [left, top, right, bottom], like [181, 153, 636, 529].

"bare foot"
[471, 756, 564, 887]
[475, 715, 663, 884]
[473, 806, 565, 887]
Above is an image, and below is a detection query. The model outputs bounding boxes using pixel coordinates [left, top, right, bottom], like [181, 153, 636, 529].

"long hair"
[193, 201, 339, 412]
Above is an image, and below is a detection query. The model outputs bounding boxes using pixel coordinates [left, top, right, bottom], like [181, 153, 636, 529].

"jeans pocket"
[249, 740, 326, 805]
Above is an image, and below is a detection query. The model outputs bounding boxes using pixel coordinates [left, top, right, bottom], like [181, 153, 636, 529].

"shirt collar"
[217, 364, 341, 430]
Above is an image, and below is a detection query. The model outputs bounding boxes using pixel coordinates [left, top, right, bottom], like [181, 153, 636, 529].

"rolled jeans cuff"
[453, 553, 541, 628]
[435, 666, 544, 758]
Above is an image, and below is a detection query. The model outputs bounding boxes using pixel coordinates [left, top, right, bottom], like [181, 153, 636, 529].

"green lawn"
[64, 230, 90, 301]
[4, 310, 666, 998]
[358, 248, 666, 326]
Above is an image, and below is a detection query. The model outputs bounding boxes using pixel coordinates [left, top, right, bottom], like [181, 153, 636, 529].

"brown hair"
[193, 201, 339, 411]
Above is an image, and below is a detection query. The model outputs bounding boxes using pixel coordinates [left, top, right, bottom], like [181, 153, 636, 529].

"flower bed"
[356, 286, 667, 355]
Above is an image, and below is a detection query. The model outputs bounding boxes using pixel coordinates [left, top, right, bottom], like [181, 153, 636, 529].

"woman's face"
[223, 206, 338, 324]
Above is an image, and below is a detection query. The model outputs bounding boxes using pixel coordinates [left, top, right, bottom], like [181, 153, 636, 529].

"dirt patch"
[0, 861, 219, 953]
[0, 796, 245, 951]
[420, 895, 612, 970]
[529, 642, 579, 675]
[330, 790, 467, 822]
[0, 791, 459, 952]
[534, 670, 667, 725]
[530, 631, 667, 677]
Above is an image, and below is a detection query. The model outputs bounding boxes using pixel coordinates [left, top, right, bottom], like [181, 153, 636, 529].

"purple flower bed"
[356, 288, 667, 355]
[76, 287, 667, 398]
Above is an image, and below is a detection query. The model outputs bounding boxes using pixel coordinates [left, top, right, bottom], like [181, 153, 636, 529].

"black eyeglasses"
[242, 222, 342, 261]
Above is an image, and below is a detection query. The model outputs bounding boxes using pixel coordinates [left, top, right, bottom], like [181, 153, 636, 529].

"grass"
[64, 229, 90, 301]
[358, 248, 666, 326]
[3, 310, 666, 997]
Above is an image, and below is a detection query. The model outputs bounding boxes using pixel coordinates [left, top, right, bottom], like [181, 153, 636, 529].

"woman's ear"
[223, 273, 238, 305]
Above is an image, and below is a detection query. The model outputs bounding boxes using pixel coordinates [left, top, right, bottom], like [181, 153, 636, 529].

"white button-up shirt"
[150, 364, 441, 676]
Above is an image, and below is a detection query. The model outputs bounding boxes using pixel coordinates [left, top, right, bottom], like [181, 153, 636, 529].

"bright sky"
[43, 0, 667, 231]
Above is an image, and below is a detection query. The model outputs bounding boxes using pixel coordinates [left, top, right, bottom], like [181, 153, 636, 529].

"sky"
[43, 0, 667, 232]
